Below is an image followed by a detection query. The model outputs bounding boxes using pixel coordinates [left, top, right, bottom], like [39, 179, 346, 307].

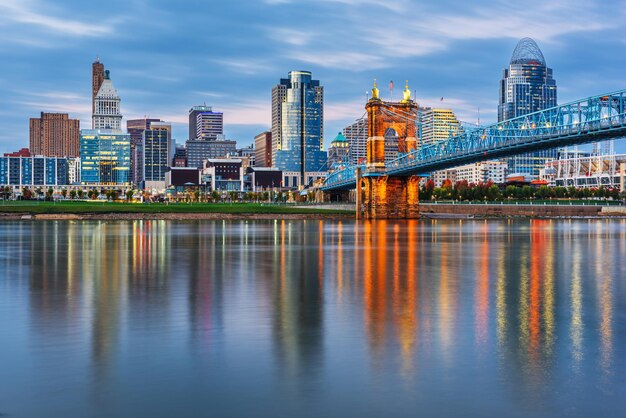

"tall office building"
[498, 38, 557, 176]
[188, 106, 223, 140]
[254, 131, 272, 167]
[93, 70, 123, 132]
[92, 58, 105, 128]
[127, 118, 161, 185]
[143, 122, 172, 191]
[419, 108, 461, 146]
[271, 70, 326, 187]
[185, 139, 237, 168]
[343, 117, 367, 165]
[80, 129, 130, 185]
[29, 112, 80, 157]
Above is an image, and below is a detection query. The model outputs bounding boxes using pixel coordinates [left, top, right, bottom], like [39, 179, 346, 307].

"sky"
[1, 0, 625, 152]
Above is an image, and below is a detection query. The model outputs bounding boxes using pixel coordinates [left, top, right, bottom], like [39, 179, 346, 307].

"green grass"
[0, 201, 355, 215]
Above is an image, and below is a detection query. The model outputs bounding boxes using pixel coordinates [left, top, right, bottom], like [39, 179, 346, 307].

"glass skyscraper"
[498, 38, 557, 176]
[80, 129, 131, 186]
[272, 71, 327, 187]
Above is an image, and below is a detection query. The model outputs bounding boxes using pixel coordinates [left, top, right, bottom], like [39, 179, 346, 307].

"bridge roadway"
[322, 89, 626, 191]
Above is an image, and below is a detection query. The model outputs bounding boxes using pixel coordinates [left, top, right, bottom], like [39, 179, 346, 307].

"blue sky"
[1, 0, 625, 152]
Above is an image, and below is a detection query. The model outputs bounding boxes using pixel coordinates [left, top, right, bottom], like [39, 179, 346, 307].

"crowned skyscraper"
[498, 38, 557, 176]
[93, 70, 123, 132]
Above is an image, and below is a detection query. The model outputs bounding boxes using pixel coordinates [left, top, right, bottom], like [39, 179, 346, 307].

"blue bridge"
[322, 89, 626, 194]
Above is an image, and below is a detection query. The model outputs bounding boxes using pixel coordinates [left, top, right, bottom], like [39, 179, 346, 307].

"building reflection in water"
[273, 220, 324, 379]
[11, 217, 623, 410]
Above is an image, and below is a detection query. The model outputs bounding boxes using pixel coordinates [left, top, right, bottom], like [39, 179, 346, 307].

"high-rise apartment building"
[29, 112, 80, 157]
[254, 131, 272, 167]
[188, 106, 223, 140]
[127, 118, 161, 185]
[80, 129, 130, 185]
[93, 70, 122, 132]
[419, 108, 461, 146]
[271, 70, 327, 187]
[498, 38, 557, 176]
[343, 118, 367, 165]
[143, 122, 172, 191]
[92, 58, 105, 128]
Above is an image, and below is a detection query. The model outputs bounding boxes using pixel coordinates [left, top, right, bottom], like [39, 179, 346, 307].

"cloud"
[0, 0, 116, 37]
[213, 58, 277, 75]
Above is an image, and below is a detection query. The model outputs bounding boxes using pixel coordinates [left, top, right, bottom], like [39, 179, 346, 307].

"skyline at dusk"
[1, 0, 625, 152]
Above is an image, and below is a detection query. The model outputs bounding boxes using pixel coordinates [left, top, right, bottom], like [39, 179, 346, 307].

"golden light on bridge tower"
[360, 79, 421, 219]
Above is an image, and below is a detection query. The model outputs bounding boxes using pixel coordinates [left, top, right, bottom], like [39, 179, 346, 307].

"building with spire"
[271, 70, 327, 188]
[498, 38, 557, 176]
[93, 70, 122, 132]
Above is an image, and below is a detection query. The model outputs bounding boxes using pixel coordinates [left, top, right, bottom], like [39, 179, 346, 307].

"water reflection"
[0, 219, 624, 417]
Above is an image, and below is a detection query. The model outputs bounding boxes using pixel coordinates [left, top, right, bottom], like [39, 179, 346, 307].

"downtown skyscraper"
[93, 70, 123, 132]
[271, 70, 327, 188]
[498, 38, 557, 176]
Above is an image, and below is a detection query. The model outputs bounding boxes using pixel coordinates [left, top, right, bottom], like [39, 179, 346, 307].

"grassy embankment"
[0, 201, 355, 215]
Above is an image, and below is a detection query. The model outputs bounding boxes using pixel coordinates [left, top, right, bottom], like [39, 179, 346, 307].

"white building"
[343, 117, 367, 165]
[432, 161, 507, 186]
[419, 108, 461, 146]
[93, 70, 122, 132]
[544, 153, 626, 189]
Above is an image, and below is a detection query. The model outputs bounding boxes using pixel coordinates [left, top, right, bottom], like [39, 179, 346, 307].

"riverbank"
[419, 203, 626, 218]
[0, 201, 355, 220]
[1, 201, 625, 220]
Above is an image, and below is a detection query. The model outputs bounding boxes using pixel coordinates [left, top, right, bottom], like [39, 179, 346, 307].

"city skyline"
[0, 0, 625, 153]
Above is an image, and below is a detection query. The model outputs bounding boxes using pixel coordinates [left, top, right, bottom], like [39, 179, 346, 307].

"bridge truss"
[322, 89, 626, 191]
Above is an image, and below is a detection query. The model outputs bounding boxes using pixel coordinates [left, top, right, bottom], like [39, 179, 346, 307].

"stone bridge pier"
[360, 80, 421, 219]
[362, 175, 420, 219]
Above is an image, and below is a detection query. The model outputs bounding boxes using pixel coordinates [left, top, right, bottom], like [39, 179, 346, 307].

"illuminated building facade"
[272, 71, 327, 187]
[143, 122, 172, 191]
[127, 118, 161, 186]
[498, 38, 558, 176]
[0, 155, 71, 188]
[188, 106, 223, 141]
[419, 108, 461, 146]
[29, 112, 80, 158]
[80, 129, 130, 185]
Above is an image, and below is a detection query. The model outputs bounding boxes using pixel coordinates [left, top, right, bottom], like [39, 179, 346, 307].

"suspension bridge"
[320, 82, 626, 218]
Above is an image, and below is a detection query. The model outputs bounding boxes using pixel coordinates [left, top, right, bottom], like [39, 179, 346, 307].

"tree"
[69, 190, 77, 200]
[211, 191, 220, 202]
[193, 190, 200, 202]
[22, 187, 32, 200]
[125, 189, 134, 201]
[46, 188, 54, 201]
[77, 189, 84, 199]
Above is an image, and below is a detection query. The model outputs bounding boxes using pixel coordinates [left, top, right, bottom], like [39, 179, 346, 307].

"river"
[0, 219, 625, 417]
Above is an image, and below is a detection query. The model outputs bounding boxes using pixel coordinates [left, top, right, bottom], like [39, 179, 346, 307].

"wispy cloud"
[0, 0, 117, 37]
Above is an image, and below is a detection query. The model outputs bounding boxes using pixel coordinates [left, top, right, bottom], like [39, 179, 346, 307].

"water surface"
[1, 219, 625, 417]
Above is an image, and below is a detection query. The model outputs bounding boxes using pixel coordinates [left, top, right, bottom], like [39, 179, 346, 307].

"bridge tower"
[360, 80, 421, 219]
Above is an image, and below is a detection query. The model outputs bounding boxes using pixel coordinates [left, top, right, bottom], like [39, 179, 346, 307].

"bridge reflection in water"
[0, 219, 625, 416]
